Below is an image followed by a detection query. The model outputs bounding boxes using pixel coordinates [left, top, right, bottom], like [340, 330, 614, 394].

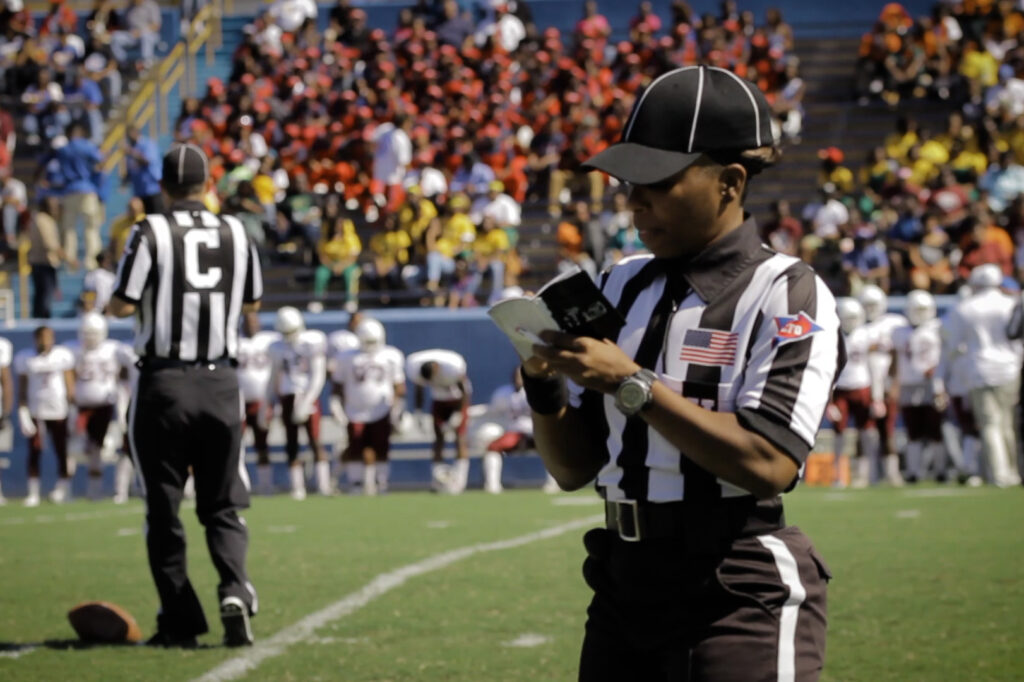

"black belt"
[137, 357, 236, 371]
[605, 497, 785, 545]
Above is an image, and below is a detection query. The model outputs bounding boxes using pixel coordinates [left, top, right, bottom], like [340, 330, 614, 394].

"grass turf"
[0, 486, 1021, 681]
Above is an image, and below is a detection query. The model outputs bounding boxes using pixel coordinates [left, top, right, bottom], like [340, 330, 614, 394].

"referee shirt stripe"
[208, 292, 226, 359]
[147, 215, 175, 357]
[179, 292, 200, 361]
[224, 214, 249, 357]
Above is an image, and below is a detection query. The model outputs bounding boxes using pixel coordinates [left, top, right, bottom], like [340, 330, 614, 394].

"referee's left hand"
[533, 330, 641, 395]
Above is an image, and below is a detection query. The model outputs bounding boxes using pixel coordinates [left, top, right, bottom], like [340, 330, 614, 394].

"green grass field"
[1, 486, 1022, 681]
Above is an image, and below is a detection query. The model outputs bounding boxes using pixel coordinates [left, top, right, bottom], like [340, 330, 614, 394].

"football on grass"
[67, 601, 143, 643]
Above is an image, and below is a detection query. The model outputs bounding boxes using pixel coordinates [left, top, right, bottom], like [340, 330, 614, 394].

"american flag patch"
[679, 328, 739, 366]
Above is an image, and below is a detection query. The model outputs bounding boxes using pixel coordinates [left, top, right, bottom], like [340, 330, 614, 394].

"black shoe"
[145, 631, 198, 648]
[220, 597, 254, 647]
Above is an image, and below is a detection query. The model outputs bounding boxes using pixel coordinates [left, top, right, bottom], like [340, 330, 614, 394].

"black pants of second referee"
[129, 361, 255, 638]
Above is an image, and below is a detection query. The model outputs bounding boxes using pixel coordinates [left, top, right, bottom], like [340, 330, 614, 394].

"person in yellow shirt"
[950, 141, 988, 181]
[472, 215, 511, 305]
[105, 196, 145, 264]
[398, 185, 438, 248]
[884, 116, 919, 162]
[314, 216, 362, 311]
[443, 193, 476, 257]
[959, 40, 999, 88]
[817, 147, 855, 193]
[366, 213, 412, 303]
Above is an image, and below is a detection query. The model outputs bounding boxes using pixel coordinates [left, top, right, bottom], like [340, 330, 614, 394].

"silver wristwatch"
[614, 369, 657, 416]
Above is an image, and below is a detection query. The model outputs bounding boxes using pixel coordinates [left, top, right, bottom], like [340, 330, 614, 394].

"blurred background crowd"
[3, 0, 1024, 316]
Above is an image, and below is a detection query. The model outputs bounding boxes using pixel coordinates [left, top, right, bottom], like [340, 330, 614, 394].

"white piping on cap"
[177, 145, 186, 184]
[687, 66, 705, 152]
[715, 67, 762, 147]
[623, 65, 698, 142]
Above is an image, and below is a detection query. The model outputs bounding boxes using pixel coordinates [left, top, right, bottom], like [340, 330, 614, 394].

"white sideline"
[192, 514, 602, 682]
[0, 505, 144, 527]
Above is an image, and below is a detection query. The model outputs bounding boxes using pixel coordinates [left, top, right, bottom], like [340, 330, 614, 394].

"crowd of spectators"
[789, 2, 1024, 299]
[0, 0, 164, 316]
[170, 0, 802, 310]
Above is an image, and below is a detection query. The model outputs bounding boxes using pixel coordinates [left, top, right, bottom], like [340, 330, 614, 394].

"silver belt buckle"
[615, 499, 642, 542]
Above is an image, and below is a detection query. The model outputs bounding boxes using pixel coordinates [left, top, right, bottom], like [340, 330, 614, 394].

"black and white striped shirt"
[112, 200, 263, 362]
[569, 218, 843, 503]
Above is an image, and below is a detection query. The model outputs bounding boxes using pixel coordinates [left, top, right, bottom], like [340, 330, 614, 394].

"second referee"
[110, 143, 263, 647]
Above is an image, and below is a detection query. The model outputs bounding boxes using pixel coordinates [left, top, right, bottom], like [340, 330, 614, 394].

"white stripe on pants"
[757, 534, 808, 682]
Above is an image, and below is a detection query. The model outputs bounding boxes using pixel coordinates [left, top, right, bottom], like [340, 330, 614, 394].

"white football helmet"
[837, 297, 866, 335]
[79, 312, 107, 350]
[968, 263, 1002, 290]
[355, 318, 385, 352]
[859, 285, 887, 322]
[275, 306, 305, 342]
[905, 289, 936, 327]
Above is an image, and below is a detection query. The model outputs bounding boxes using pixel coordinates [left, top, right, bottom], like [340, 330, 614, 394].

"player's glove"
[18, 406, 36, 438]
[826, 404, 842, 424]
[870, 400, 887, 420]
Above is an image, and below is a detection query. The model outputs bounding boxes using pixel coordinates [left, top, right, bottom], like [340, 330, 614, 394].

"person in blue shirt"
[65, 68, 106, 147]
[56, 123, 104, 271]
[124, 125, 164, 213]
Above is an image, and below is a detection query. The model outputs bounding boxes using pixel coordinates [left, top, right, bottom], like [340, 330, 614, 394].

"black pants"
[578, 525, 831, 681]
[129, 363, 254, 638]
[30, 264, 56, 318]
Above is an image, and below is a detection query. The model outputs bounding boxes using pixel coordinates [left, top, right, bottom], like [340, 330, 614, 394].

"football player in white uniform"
[267, 307, 329, 499]
[71, 313, 135, 500]
[828, 299, 881, 488]
[0, 335, 12, 505]
[237, 312, 281, 494]
[473, 366, 560, 494]
[407, 349, 471, 494]
[332, 318, 405, 495]
[860, 285, 909, 479]
[945, 265, 1022, 487]
[940, 285, 983, 486]
[890, 291, 946, 484]
[14, 326, 75, 506]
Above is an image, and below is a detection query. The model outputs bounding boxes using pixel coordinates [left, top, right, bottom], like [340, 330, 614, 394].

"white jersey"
[892, 320, 943, 405]
[946, 288, 1022, 390]
[407, 349, 467, 401]
[0, 337, 11, 413]
[270, 329, 328, 398]
[489, 383, 532, 435]
[864, 312, 909, 396]
[335, 347, 406, 423]
[14, 345, 75, 419]
[835, 327, 873, 391]
[70, 340, 134, 407]
[237, 331, 281, 403]
[83, 268, 116, 313]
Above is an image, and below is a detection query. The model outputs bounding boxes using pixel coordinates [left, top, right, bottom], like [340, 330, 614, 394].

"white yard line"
[0, 646, 37, 659]
[192, 514, 602, 682]
[0, 505, 144, 527]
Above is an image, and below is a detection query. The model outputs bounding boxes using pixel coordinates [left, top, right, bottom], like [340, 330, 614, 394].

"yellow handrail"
[98, 3, 220, 174]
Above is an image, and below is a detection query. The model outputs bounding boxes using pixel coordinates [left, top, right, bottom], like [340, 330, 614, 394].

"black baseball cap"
[583, 65, 775, 186]
[162, 143, 209, 188]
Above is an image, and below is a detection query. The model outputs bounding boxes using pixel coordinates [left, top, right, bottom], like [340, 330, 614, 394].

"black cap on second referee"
[583, 65, 775, 186]
[162, 143, 209, 189]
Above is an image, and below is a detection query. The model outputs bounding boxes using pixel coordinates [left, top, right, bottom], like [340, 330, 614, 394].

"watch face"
[619, 382, 646, 410]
